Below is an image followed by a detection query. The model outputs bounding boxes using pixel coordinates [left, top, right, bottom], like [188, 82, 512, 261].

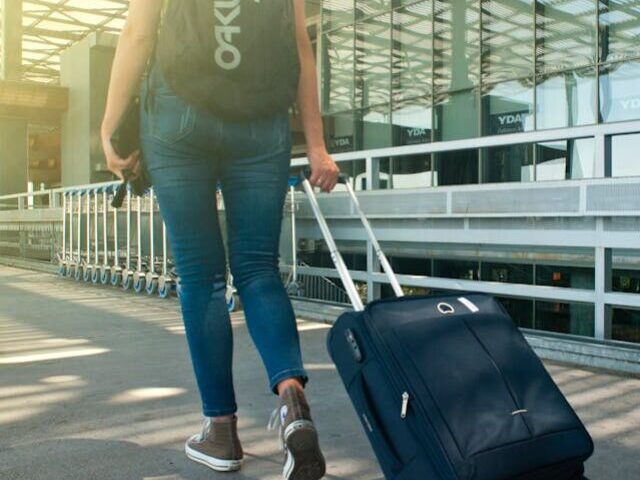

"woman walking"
[101, 1, 339, 479]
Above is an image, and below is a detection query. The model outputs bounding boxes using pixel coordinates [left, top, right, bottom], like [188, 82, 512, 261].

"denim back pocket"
[148, 86, 196, 145]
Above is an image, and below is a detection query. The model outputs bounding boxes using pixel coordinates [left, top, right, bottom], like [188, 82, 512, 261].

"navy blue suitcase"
[327, 294, 594, 479]
[298, 173, 594, 480]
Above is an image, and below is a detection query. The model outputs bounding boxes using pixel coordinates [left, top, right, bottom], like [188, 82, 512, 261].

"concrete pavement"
[0, 265, 639, 479]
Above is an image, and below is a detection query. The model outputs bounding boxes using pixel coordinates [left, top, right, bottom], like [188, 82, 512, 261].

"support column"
[1, 0, 28, 195]
[1, 0, 22, 81]
[0, 117, 28, 195]
[60, 33, 117, 186]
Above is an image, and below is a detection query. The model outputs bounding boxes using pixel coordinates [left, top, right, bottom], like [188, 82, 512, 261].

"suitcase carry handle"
[298, 170, 404, 312]
[351, 374, 403, 473]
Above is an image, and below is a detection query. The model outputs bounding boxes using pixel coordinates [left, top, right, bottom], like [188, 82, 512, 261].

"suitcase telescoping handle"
[298, 169, 404, 312]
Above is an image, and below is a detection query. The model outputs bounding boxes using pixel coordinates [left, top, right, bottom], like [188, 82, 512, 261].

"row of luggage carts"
[56, 183, 238, 310]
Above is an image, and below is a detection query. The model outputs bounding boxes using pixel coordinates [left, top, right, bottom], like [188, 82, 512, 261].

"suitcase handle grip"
[299, 168, 350, 185]
[351, 374, 404, 473]
[298, 169, 405, 311]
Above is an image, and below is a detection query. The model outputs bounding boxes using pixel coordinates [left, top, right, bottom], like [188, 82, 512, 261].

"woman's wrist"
[307, 143, 328, 158]
[101, 121, 115, 143]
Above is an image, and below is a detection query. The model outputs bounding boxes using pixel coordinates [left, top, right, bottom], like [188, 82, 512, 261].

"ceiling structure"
[15, 0, 127, 84]
[3, 1, 637, 87]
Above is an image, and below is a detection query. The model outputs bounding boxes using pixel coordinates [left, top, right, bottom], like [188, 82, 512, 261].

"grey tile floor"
[0, 266, 638, 479]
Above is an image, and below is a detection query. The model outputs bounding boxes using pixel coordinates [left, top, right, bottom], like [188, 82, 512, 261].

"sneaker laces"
[267, 407, 287, 452]
[267, 407, 281, 432]
[196, 417, 212, 441]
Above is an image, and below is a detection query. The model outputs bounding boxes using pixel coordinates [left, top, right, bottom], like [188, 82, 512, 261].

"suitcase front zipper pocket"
[361, 313, 460, 479]
[386, 313, 534, 461]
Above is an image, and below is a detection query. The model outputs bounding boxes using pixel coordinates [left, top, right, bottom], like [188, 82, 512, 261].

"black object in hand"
[110, 97, 152, 208]
[111, 97, 141, 159]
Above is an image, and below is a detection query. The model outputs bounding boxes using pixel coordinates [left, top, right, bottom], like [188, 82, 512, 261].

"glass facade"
[313, 1, 640, 345]
[320, 0, 640, 180]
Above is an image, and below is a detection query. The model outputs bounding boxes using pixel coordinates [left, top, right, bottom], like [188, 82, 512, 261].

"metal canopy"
[2, 0, 127, 84]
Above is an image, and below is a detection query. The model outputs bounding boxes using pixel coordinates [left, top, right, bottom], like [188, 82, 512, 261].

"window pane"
[536, 138, 596, 180]
[483, 79, 534, 135]
[434, 149, 479, 186]
[536, 68, 597, 129]
[483, 144, 534, 183]
[433, 258, 480, 280]
[324, 111, 355, 153]
[611, 133, 640, 178]
[322, 0, 354, 31]
[569, 138, 596, 179]
[392, 97, 432, 146]
[481, 0, 534, 84]
[536, 141, 567, 180]
[600, 61, 640, 123]
[299, 243, 366, 272]
[612, 308, 640, 344]
[613, 266, 640, 295]
[321, 26, 355, 113]
[434, 89, 479, 141]
[599, 0, 640, 63]
[356, 0, 391, 18]
[355, 13, 391, 108]
[392, 1, 433, 103]
[536, 0, 597, 74]
[434, 0, 481, 92]
[497, 296, 534, 329]
[481, 262, 534, 283]
[535, 264, 594, 289]
[355, 104, 392, 150]
[535, 300, 595, 337]
[383, 154, 434, 189]
[389, 255, 432, 275]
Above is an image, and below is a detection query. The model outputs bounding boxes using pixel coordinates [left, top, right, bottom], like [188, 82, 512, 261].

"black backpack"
[156, 0, 300, 120]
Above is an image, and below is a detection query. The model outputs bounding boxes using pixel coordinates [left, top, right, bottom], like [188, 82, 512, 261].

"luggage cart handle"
[298, 171, 404, 312]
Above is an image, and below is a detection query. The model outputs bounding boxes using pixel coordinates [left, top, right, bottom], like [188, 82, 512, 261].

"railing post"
[594, 134, 609, 179]
[365, 156, 380, 190]
[594, 242, 613, 340]
[364, 157, 381, 302]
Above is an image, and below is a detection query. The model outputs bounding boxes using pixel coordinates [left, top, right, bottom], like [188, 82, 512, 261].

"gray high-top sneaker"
[185, 416, 243, 472]
[268, 386, 326, 480]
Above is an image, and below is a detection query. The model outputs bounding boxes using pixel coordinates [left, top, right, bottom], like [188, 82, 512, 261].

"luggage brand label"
[214, 0, 242, 70]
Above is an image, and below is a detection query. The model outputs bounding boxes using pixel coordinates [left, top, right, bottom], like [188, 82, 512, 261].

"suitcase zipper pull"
[401, 392, 409, 419]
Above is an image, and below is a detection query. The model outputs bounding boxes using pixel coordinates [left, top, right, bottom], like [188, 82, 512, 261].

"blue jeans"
[140, 67, 307, 417]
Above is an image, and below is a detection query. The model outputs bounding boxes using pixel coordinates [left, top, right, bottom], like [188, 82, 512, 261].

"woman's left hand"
[102, 134, 141, 181]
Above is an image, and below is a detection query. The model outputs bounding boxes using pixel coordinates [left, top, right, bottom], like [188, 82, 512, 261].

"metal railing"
[2, 119, 640, 344]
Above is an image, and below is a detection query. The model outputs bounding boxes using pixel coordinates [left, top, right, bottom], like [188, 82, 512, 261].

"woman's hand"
[102, 134, 141, 181]
[100, 0, 161, 180]
[308, 148, 340, 193]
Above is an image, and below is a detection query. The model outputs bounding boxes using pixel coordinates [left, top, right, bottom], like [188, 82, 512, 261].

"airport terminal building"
[283, 0, 640, 348]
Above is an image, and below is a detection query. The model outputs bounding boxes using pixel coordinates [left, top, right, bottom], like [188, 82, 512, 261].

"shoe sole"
[184, 436, 243, 472]
[283, 422, 326, 480]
